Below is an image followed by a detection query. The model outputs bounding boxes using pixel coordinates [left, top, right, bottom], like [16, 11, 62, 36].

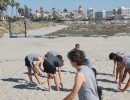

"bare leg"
[119, 79, 130, 92]
[115, 66, 119, 84]
[47, 74, 51, 91]
[32, 68, 44, 84]
[53, 74, 59, 91]
[58, 67, 63, 89]
[27, 67, 34, 83]
[121, 69, 129, 83]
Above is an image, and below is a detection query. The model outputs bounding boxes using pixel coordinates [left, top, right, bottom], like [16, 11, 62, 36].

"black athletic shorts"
[43, 60, 56, 74]
[25, 56, 34, 68]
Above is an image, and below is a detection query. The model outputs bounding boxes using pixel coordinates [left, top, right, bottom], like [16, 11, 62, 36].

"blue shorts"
[25, 56, 34, 68]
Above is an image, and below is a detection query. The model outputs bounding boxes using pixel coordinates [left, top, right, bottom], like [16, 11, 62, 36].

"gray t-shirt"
[46, 50, 58, 57]
[115, 51, 130, 57]
[46, 56, 62, 67]
[124, 53, 130, 58]
[115, 51, 125, 56]
[122, 57, 130, 69]
[78, 66, 99, 100]
[85, 58, 95, 68]
[27, 53, 43, 62]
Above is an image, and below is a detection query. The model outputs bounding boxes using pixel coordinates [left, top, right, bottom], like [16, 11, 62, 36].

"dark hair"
[45, 54, 48, 57]
[75, 44, 80, 48]
[57, 55, 64, 66]
[116, 56, 123, 62]
[57, 55, 63, 60]
[109, 52, 123, 62]
[109, 52, 116, 60]
[67, 49, 86, 66]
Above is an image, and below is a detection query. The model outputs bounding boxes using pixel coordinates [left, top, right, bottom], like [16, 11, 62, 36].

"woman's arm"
[118, 63, 125, 88]
[113, 61, 117, 76]
[34, 57, 44, 75]
[64, 72, 85, 100]
[119, 79, 130, 92]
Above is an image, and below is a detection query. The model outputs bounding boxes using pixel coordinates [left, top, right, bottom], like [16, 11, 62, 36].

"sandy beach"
[0, 26, 130, 100]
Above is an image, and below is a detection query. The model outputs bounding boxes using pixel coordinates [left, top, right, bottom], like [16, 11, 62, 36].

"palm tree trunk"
[1, 10, 3, 20]
[11, 7, 13, 19]
[16, 8, 17, 20]
[6, 6, 8, 20]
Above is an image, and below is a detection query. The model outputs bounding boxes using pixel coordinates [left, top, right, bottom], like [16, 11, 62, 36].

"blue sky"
[8, 0, 130, 15]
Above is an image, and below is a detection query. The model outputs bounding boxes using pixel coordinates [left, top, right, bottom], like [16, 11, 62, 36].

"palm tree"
[15, 2, 19, 20]
[3, 0, 9, 20]
[18, 7, 20, 17]
[9, 0, 16, 19]
[0, 0, 7, 20]
[0, 1, 3, 19]
[18, 7, 24, 17]
[20, 8, 24, 17]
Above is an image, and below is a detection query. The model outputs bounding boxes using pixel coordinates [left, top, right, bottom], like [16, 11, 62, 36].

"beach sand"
[0, 28, 130, 100]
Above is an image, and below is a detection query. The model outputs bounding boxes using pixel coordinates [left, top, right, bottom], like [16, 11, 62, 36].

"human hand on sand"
[38, 73, 43, 76]
[28, 81, 36, 84]
[118, 88, 124, 92]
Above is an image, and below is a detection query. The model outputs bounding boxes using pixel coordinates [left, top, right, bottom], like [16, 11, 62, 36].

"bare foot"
[49, 88, 51, 91]
[29, 81, 36, 84]
[40, 81, 45, 85]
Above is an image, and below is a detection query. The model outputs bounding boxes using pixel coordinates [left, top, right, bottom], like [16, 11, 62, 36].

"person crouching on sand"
[43, 53, 64, 91]
[109, 52, 130, 83]
[113, 55, 130, 92]
[64, 49, 99, 100]
[25, 52, 45, 84]
[46, 50, 64, 89]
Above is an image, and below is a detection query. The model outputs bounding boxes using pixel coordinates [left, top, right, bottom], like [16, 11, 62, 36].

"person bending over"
[25, 52, 45, 84]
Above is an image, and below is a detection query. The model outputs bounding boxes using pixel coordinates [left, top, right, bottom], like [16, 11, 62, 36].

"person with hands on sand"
[25, 52, 45, 84]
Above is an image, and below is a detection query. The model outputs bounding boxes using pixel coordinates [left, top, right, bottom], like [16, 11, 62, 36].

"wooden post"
[9, 21, 12, 38]
[24, 21, 27, 37]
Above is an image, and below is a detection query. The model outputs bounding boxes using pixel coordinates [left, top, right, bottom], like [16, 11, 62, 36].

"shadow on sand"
[97, 79, 115, 83]
[1, 78, 27, 83]
[60, 70, 76, 74]
[97, 72, 112, 76]
[1, 77, 48, 91]
[51, 86, 72, 92]
[24, 72, 47, 78]
[13, 84, 48, 91]
[60, 70, 67, 72]
[99, 86, 118, 92]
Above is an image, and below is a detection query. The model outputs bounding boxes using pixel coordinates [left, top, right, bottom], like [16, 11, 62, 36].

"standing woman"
[25, 52, 45, 84]
[64, 49, 99, 100]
